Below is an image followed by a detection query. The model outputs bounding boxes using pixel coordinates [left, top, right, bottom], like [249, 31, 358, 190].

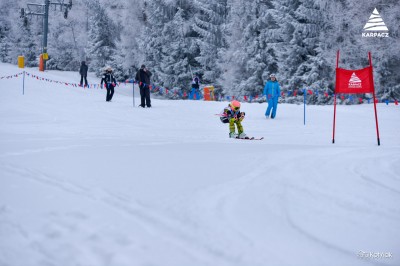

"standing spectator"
[189, 76, 201, 100]
[263, 74, 281, 119]
[100, 66, 117, 102]
[135, 65, 152, 108]
[79, 61, 88, 87]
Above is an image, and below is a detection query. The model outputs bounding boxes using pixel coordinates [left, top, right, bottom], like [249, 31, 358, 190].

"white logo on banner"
[349, 73, 362, 88]
[362, 8, 389, 37]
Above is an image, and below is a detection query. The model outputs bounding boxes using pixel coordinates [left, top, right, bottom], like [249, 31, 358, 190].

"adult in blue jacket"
[263, 74, 281, 119]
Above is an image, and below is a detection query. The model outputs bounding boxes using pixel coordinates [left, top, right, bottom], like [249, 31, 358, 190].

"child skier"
[220, 100, 248, 139]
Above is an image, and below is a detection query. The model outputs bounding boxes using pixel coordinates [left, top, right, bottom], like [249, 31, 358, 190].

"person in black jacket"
[100, 66, 117, 102]
[135, 64, 152, 108]
[79, 61, 88, 87]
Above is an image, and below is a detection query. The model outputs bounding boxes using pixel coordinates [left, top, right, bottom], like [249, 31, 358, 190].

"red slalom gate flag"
[335, 66, 374, 94]
[333, 51, 380, 146]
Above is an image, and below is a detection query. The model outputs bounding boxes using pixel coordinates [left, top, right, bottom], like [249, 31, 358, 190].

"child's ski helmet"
[230, 100, 241, 111]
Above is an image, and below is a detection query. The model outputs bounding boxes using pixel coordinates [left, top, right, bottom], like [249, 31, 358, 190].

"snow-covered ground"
[0, 63, 399, 266]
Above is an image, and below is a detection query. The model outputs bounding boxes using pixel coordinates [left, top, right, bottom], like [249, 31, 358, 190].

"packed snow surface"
[1, 63, 399, 266]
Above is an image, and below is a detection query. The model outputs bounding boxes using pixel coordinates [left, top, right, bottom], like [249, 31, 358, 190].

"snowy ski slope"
[1, 63, 399, 266]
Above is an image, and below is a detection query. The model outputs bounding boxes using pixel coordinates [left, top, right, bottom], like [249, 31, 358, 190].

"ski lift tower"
[20, 0, 73, 70]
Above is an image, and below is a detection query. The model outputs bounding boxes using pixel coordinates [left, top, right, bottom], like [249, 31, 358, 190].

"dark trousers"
[80, 75, 88, 86]
[140, 85, 151, 107]
[106, 84, 115, 101]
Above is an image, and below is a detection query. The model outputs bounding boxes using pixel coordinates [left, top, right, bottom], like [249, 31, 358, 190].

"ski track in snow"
[0, 162, 256, 266]
[0, 144, 92, 158]
[284, 148, 400, 266]
[160, 146, 400, 266]
[163, 160, 287, 265]
[353, 156, 400, 196]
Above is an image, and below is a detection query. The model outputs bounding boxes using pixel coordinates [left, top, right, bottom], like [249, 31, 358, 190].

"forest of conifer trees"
[1, 0, 399, 103]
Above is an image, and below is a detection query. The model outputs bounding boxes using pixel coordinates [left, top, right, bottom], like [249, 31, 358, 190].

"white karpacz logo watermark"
[362, 8, 389, 38]
[349, 73, 362, 88]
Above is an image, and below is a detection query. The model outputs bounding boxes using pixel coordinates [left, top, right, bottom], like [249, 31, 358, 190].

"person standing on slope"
[263, 74, 281, 119]
[100, 66, 117, 102]
[135, 64, 152, 108]
[79, 61, 88, 87]
[220, 100, 247, 139]
[189, 75, 201, 100]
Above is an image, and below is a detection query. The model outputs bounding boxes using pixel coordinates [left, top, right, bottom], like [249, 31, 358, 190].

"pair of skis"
[235, 136, 264, 141]
[215, 113, 264, 140]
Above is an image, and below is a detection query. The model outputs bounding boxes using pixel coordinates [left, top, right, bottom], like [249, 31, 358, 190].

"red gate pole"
[332, 94, 337, 143]
[369, 52, 380, 146]
[372, 92, 380, 145]
[332, 50, 339, 144]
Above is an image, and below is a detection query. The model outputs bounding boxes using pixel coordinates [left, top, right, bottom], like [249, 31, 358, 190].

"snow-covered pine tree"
[118, 0, 146, 79]
[140, 0, 196, 89]
[221, 0, 281, 98]
[108, 39, 128, 81]
[85, 0, 118, 74]
[0, 0, 13, 63]
[46, 20, 81, 71]
[0, 25, 12, 63]
[192, 0, 227, 86]
[253, 0, 283, 96]
[1, 0, 41, 67]
[138, 0, 168, 85]
[157, 7, 192, 89]
[45, 1, 88, 71]
[10, 17, 39, 67]
[280, 0, 331, 96]
[220, 0, 250, 96]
